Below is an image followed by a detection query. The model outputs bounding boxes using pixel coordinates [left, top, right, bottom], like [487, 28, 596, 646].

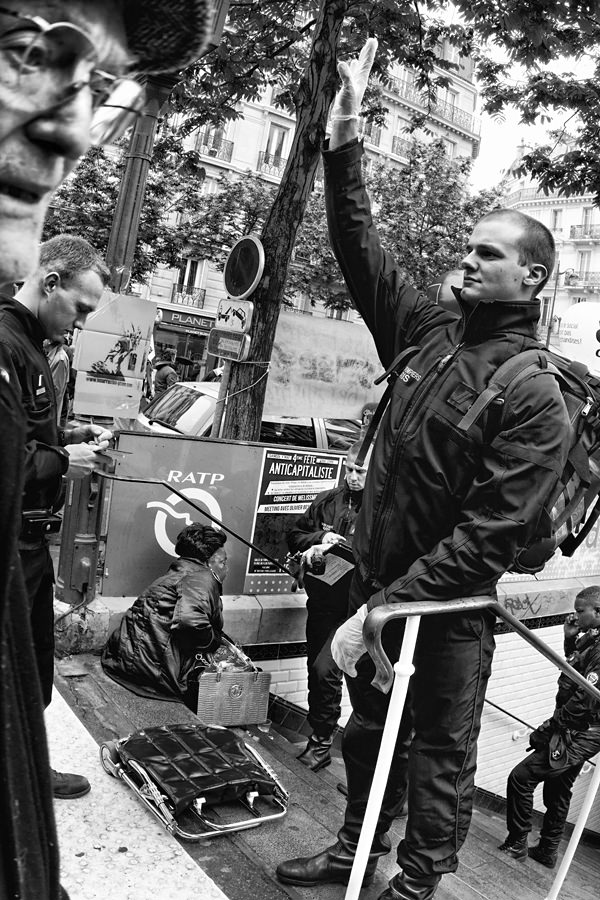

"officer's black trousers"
[506, 749, 583, 848]
[339, 571, 496, 882]
[20, 542, 55, 708]
[305, 595, 344, 739]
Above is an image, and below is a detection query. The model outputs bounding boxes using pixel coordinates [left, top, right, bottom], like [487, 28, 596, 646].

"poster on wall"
[557, 302, 600, 372]
[244, 448, 344, 594]
[263, 311, 385, 418]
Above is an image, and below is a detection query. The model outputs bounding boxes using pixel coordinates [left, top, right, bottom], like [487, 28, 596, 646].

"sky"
[469, 108, 553, 191]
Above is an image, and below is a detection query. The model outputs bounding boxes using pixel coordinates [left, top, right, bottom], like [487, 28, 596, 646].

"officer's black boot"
[297, 733, 332, 771]
[377, 871, 441, 900]
[528, 839, 559, 869]
[498, 835, 528, 860]
[276, 837, 388, 886]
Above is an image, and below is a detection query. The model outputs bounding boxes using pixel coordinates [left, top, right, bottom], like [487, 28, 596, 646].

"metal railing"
[194, 131, 234, 162]
[570, 225, 600, 241]
[359, 123, 382, 147]
[343, 596, 600, 900]
[170, 285, 206, 308]
[382, 75, 480, 135]
[257, 150, 287, 176]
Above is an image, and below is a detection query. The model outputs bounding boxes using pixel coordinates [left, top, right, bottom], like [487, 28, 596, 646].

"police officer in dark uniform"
[500, 586, 600, 868]
[0, 235, 113, 798]
[287, 442, 369, 771]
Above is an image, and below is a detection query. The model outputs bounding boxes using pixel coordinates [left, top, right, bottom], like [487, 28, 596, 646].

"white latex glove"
[65, 442, 108, 478]
[331, 604, 369, 677]
[330, 37, 378, 121]
[322, 531, 344, 546]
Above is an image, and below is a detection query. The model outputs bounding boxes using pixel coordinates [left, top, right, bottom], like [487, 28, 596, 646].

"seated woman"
[102, 524, 227, 701]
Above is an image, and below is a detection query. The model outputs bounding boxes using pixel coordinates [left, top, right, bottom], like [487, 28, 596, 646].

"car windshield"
[145, 386, 209, 430]
[324, 418, 362, 450]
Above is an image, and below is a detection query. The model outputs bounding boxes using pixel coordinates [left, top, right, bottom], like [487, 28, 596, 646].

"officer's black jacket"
[0, 295, 68, 514]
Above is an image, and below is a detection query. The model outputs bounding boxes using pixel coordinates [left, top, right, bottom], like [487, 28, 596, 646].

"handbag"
[192, 638, 271, 727]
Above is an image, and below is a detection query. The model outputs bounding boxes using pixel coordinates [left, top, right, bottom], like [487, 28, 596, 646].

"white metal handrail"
[343, 596, 600, 900]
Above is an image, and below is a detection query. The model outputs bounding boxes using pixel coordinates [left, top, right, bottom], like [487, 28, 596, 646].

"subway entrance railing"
[343, 597, 600, 900]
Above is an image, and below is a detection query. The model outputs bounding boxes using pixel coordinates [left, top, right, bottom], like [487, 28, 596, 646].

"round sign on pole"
[223, 234, 265, 300]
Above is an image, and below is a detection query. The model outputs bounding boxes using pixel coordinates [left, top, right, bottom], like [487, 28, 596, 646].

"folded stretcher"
[100, 722, 288, 840]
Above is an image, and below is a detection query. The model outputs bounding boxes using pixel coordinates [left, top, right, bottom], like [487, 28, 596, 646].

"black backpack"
[357, 345, 600, 576]
[456, 347, 600, 574]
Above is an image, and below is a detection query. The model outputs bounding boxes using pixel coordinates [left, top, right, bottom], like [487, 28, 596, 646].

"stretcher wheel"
[100, 741, 120, 775]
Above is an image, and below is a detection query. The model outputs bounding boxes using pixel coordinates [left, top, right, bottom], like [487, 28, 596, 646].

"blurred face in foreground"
[0, 1, 131, 285]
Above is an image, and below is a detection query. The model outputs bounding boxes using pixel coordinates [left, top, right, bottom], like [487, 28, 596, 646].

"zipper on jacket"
[367, 342, 464, 580]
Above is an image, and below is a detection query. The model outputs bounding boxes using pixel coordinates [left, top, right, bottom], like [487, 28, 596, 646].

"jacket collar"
[0, 292, 46, 349]
[450, 286, 541, 342]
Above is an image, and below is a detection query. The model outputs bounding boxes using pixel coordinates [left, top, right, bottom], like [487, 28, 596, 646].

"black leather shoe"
[498, 836, 528, 860]
[378, 871, 441, 900]
[528, 842, 558, 869]
[276, 841, 378, 886]
[51, 769, 91, 799]
[297, 735, 332, 771]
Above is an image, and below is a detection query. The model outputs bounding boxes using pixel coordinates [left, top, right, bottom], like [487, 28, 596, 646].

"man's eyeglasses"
[0, 6, 145, 146]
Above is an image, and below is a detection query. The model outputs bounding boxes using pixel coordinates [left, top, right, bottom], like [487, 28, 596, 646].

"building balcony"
[194, 131, 234, 162]
[391, 135, 413, 158]
[171, 285, 206, 308]
[359, 122, 382, 148]
[383, 75, 481, 135]
[563, 271, 600, 288]
[570, 225, 600, 241]
[258, 150, 287, 176]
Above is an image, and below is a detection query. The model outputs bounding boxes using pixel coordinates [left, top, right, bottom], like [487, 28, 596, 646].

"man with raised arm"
[276, 39, 572, 900]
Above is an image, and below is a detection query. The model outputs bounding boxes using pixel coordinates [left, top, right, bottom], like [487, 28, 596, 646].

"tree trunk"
[220, 0, 348, 441]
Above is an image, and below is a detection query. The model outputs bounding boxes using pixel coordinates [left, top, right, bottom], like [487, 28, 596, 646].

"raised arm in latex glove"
[330, 36, 378, 122]
[331, 604, 368, 677]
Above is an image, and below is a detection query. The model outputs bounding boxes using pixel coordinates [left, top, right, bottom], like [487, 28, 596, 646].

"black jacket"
[287, 483, 362, 553]
[324, 140, 571, 612]
[0, 295, 68, 514]
[102, 558, 224, 699]
[288, 484, 362, 610]
[554, 629, 600, 731]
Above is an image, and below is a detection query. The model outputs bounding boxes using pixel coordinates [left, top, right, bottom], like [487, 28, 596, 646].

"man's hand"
[331, 604, 368, 677]
[564, 612, 580, 640]
[321, 531, 344, 547]
[69, 424, 113, 450]
[330, 37, 378, 121]
[303, 543, 329, 566]
[64, 441, 109, 478]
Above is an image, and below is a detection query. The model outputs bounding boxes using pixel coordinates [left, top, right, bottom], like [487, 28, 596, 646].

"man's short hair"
[480, 209, 555, 297]
[38, 236, 110, 288]
[175, 524, 226, 562]
[576, 585, 600, 609]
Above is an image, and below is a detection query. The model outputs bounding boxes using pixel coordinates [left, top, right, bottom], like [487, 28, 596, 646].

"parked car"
[136, 382, 362, 451]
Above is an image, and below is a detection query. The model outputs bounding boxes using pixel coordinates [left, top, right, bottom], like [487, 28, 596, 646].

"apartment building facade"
[503, 145, 600, 352]
[143, 43, 481, 377]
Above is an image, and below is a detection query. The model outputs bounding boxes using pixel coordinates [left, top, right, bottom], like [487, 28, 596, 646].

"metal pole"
[546, 258, 560, 349]
[211, 359, 232, 437]
[545, 756, 600, 900]
[105, 75, 178, 293]
[344, 615, 421, 900]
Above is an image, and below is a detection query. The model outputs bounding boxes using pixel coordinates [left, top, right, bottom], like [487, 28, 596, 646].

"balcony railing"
[171, 285, 206, 308]
[257, 150, 287, 176]
[570, 225, 600, 240]
[383, 75, 480, 135]
[194, 131, 233, 162]
[563, 271, 600, 287]
[391, 135, 413, 158]
[359, 123, 382, 148]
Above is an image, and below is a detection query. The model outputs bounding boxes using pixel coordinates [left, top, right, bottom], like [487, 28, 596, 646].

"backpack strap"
[457, 349, 556, 433]
[355, 346, 420, 467]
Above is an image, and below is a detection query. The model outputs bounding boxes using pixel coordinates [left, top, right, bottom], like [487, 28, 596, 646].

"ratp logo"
[146, 488, 223, 557]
